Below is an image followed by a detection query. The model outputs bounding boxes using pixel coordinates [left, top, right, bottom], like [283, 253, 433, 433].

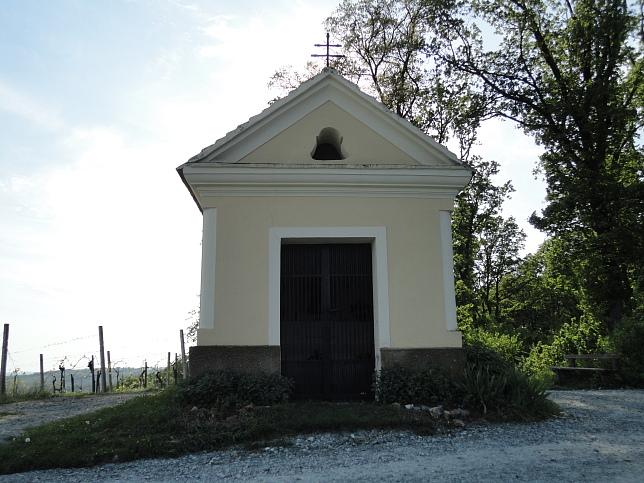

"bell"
[311, 127, 346, 160]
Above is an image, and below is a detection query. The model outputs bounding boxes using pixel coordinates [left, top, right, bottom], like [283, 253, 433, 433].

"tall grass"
[456, 364, 557, 418]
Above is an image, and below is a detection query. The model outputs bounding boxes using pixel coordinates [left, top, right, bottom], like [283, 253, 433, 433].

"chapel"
[177, 67, 472, 399]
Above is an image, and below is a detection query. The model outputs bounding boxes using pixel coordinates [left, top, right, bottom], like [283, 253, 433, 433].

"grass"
[0, 411, 22, 420]
[0, 389, 57, 404]
[0, 364, 563, 475]
[0, 388, 440, 475]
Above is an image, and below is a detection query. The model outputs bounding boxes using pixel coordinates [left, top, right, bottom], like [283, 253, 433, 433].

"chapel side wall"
[197, 195, 462, 349]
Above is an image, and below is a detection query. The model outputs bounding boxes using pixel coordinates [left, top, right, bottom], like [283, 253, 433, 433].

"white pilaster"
[199, 208, 217, 330]
[440, 210, 458, 331]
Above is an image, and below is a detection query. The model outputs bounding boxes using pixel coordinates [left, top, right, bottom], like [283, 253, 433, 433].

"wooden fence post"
[180, 330, 188, 379]
[174, 353, 178, 385]
[99, 326, 108, 392]
[107, 351, 113, 392]
[167, 352, 171, 387]
[39, 354, 45, 392]
[89, 356, 95, 393]
[0, 324, 9, 397]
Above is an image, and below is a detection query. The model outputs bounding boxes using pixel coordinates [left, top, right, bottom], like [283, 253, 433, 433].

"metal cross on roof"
[312, 32, 345, 67]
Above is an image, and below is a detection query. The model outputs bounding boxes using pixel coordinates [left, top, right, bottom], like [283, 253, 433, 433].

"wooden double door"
[280, 244, 375, 400]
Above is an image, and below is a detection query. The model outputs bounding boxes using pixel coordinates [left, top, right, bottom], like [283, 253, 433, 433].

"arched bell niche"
[311, 127, 347, 160]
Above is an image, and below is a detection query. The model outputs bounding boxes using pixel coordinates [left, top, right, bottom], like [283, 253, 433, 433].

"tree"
[452, 157, 526, 328]
[496, 238, 584, 345]
[269, 0, 527, 333]
[324, 0, 494, 159]
[324, 1, 530, 328]
[444, 0, 644, 328]
[270, 0, 494, 159]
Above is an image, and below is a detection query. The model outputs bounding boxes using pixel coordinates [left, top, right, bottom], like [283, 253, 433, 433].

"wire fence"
[0, 324, 190, 397]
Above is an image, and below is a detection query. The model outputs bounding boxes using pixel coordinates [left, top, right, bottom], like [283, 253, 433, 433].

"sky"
[0, 0, 545, 375]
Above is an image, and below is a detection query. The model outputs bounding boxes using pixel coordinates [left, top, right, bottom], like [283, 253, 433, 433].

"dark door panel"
[281, 244, 374, 400]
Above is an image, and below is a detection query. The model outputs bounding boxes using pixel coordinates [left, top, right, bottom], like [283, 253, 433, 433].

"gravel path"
[1, 390, 643, 482]
[0, 393, 141, 445]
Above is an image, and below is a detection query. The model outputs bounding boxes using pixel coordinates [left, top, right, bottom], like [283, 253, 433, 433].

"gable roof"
[182, 68, 466, 167]
[177, 68, 473, 212]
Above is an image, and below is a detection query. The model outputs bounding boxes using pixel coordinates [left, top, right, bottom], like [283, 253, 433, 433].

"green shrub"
[463, 327, 524, 366]
[175, 370, 294, 408]
[456, 364, 554, 417]
[407, 369, 459, 406]
[465, 343, 511, 373]
[236, 372, 295, 406]
[610, 311, 644, 386]
[373, 366, 460, 406]
[503, 366, 553, 416]
[523, 315, 609, 375]
[373, 366, 412, 404]
[456, 364, 507, 414]
[522, 341, 564, 375]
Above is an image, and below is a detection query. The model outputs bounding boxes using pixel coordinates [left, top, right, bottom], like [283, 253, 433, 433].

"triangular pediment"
[185, 68, 463, 167]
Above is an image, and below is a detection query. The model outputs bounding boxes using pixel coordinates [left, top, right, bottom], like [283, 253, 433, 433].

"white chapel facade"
[177, 68, 472, 399]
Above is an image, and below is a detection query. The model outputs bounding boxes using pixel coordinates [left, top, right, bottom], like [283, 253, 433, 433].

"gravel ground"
[0, 393, 141, 444]
[1, 390, 643, 482]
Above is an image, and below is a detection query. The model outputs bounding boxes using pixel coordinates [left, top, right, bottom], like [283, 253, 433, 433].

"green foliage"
[406, 369, 458, 407]
[456, 365, 506, 414]
[465, 343, 509, 372]
[452, 158, 526, 329]
[373, 366, 461, 407]
[502, 367, 554, 416]
[0, 390, 185, 474]
[0, 389, 52, 405]
[0, 391, 439, 474]
[523, 315, 610, 375]
[235, 372, 295, 407]
[372, 366, 411, 405]
[373, 360, 557, 419]
[174, 370, 294, 408]
[609, 311, 644, 386]
[522, 342, 564, 377]
[456, 364, 554, 417]
[455, 0, 644, 325]
[495, 240, 584, 346]
[462, 326, 524, 366]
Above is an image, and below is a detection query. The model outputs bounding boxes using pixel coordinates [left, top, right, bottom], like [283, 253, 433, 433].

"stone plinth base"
[380, 347, 467, 378]
[189, 345, 281, 377]
[189, 346, 466, 379]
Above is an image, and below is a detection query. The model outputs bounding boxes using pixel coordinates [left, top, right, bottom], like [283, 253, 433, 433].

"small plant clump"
[456, 364, 555, 418]
[373, 348, 559, 421]
[458, 346, 557, 419]
[173, 370, 295, 408]
[373, 366, 462, 407]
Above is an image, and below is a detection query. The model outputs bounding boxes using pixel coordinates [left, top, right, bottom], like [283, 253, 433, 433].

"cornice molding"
[180, 164, 472, 202]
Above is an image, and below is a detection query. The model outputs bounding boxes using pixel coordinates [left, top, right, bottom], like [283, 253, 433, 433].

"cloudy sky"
[0, 0, 544, 375]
